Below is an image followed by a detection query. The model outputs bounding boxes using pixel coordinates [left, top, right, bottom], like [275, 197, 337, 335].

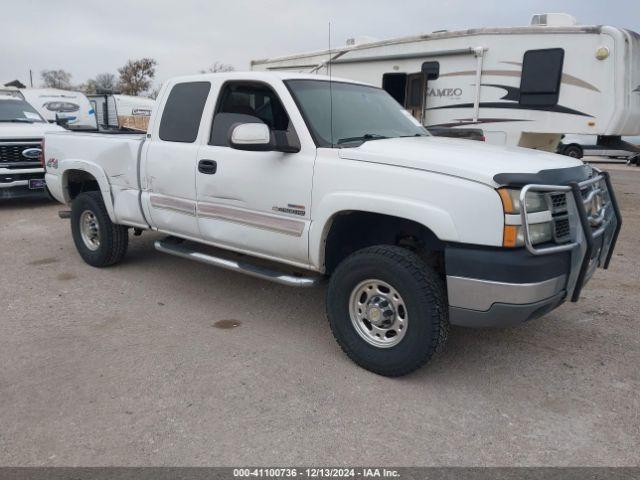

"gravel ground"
[0, 165, 638, 466]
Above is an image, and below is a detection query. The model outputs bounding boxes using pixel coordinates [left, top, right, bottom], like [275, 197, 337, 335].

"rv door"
[405, 73, 425, 122]
[402, 62, 443, 123]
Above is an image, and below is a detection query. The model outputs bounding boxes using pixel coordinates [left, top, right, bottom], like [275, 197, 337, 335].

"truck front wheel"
[70, 191, 128, 267]
[327, 245, 448, 377]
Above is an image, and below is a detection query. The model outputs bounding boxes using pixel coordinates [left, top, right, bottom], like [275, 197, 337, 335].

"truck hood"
[338, 136, 585, 186]
[0, 122, 65, 139]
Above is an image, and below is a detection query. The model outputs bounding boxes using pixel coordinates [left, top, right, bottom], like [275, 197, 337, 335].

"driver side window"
[209, 82, 296, 147]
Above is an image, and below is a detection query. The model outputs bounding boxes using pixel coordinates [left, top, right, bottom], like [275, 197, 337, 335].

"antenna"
[328, 21, 334, 147]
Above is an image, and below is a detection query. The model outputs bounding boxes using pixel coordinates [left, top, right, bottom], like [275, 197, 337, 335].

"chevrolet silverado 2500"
[44, 72, 621, 376]
[1, 93, 64, 198]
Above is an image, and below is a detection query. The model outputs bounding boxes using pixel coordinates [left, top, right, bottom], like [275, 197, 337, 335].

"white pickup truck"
[44, 72, 621, 376]
[1, 93, 64, 199]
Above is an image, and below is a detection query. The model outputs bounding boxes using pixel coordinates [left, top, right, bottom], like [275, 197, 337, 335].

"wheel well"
[323, 211, 445, 275]
[65, 170, 100, 200]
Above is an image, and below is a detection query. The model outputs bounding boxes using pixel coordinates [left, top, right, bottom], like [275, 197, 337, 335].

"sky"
[4, 0, 640, 91]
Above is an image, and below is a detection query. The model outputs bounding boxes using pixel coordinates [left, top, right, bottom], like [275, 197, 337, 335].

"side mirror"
[229, 123, 272, 151]
[229, 123, 301, 153]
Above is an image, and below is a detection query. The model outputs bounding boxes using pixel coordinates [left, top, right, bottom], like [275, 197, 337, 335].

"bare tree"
[94, 73, 117, 93]
[81, 73, 117, 94]
[148, 87, 161, 100]
[40, 69, 72, 89]
[81, 79, 98, 94]
[118, 58, 157, 96]
[200, 62, 235, 74]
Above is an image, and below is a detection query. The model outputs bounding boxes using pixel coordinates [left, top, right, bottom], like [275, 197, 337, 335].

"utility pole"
[29, 69, 33, 87]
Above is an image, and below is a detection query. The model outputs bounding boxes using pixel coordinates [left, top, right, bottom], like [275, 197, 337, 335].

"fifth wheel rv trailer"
[251, 13, 640, 152]
[87, 94, 155, 132]
[20, 88, 98, 131]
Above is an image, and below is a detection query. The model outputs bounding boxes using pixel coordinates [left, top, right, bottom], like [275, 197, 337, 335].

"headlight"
[503, 222, 553, 247]
[497, 188, 548, 214]
[497, 188, 553, 247]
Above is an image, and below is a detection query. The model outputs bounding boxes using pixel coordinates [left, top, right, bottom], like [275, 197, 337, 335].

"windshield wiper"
[336, 133, 388, 145]
[399, 133, 428, 138]
[0, 118, 35, 123]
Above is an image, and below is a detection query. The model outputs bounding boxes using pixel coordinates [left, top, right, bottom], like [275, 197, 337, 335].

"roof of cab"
[164, 71, 371, 87]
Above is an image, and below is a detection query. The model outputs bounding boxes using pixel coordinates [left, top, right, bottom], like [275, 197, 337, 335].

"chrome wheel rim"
[349, 279, 408, 348]
[79, 210, 100, 251]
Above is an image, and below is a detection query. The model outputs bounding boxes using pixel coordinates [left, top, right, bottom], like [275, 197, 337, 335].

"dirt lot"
[0, 164, 638, 466]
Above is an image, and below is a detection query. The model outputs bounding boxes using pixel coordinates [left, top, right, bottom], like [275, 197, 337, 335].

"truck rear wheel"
[563, 144, 583, 159]
[70, 191, 128, 267]
[327, 245, 448, 377]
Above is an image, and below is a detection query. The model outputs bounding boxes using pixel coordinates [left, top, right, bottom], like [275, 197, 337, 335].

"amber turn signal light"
[503, 225, 518, 248]
[497, 188, 515, 214]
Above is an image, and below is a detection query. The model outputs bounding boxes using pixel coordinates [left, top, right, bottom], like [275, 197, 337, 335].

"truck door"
[141, 81, 211, 238]
[195, 80, 313, 266]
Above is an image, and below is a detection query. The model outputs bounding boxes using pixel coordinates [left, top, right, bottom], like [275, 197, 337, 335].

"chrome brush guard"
[519, 170, 622, 302]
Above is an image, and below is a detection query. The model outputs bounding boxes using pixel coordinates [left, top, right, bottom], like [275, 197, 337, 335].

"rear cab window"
[159, 82, 211, 142]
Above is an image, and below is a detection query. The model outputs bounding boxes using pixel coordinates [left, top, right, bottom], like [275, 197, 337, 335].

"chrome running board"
[154, 237, 321, 288]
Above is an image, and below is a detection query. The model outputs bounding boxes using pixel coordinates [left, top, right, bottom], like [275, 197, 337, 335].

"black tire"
[326, 245, 448, 377]
[70, 191, 128, 267]
[563, 144, 583, 159]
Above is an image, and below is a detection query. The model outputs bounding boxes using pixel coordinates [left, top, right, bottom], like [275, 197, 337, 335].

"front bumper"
[446, 246, 572, 327]
[0, 168, 47, 199]
[447, 170, 621, 327]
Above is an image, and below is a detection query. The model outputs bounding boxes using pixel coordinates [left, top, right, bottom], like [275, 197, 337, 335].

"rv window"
[519, 48, 564, 106]
[382, 73, 407, 105]
[159, 81, 211, 143]
[421, 62, 440, 80]
[210, 82, 295, 147]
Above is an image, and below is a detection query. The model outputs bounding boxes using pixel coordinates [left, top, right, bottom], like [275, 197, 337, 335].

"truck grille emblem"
[22, 148, 42, 160]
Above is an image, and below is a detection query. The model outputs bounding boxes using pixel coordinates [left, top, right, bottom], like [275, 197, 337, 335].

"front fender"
[309, 192, 459, 269]
[59, 159, 116, 223]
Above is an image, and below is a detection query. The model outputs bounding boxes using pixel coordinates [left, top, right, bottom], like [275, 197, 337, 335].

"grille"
[544, 177, 611, 246]
[553, 217, 571, 242]
[581, 179, 609, 228]
[0, 140, 42, 166]
[546, 192, 571, 244]
[549, 192, 567, 211]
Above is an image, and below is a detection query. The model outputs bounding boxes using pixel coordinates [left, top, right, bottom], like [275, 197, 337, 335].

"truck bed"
[46, 130, 144, 189]
[44, 130, 147, 228]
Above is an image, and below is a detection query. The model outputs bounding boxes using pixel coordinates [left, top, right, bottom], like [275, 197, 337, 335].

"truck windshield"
[0, 98, 46, 123]
[285, 79, 428, 147]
